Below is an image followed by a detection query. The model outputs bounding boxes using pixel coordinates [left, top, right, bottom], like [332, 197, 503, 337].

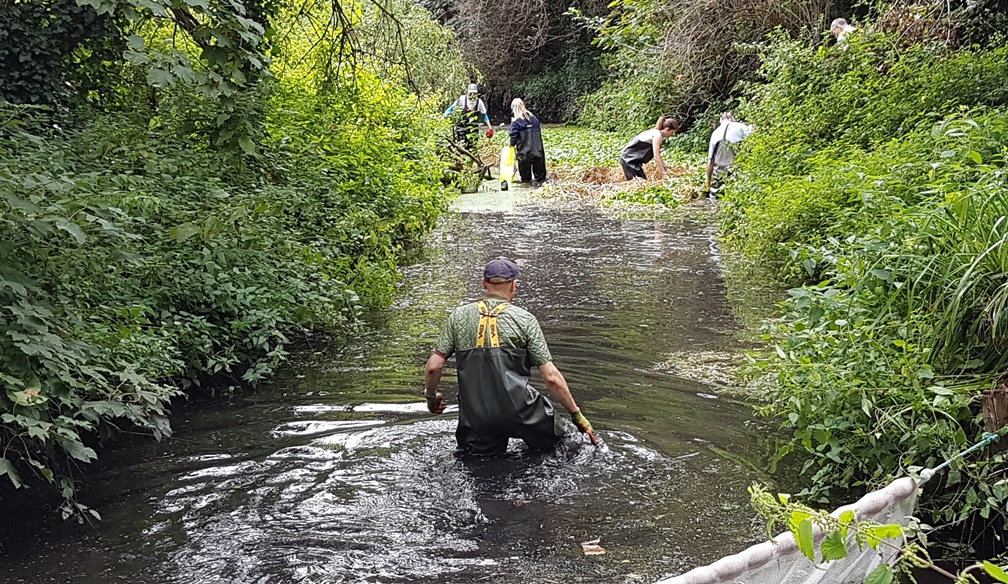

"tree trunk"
[981, 385, 1008, 453]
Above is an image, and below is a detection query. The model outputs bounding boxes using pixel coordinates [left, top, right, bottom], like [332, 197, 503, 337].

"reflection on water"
[0, 205, 772, 584]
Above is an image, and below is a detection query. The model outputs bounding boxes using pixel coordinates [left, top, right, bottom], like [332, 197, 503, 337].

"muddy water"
[0, 200, 774, 584]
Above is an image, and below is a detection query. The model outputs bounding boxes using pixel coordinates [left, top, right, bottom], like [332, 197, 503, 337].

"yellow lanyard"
[475, 300, 509, 348]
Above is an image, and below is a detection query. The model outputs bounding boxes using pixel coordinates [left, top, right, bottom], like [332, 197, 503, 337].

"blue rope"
[930, 428, 1005, 474]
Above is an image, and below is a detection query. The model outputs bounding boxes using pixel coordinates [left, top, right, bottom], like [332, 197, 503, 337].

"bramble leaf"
[865, 524, 903, 548]
[984, 561, 1008, 584]
[0, 458, 24, 488]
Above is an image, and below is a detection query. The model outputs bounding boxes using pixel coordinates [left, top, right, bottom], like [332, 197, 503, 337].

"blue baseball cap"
[483, 257, 519, 282]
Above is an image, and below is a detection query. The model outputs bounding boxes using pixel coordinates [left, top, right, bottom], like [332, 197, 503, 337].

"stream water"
[0, 194, 775, 583]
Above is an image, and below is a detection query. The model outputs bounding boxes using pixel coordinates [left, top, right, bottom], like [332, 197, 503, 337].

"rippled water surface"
[0, 201, 773, 583]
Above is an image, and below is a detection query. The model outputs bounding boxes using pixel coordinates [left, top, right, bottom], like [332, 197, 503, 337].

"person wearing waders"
[444, 83, 494, 150]
[619, 116, 679, 180]
[704, 112, 754, 197]
[423, 257, 598, 455]
[509, 98, 547, 186]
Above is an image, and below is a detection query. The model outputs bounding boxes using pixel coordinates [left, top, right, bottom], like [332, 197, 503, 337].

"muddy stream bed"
[0, 191, 777, 584]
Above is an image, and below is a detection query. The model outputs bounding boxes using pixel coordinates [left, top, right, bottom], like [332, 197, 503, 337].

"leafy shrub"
[738, 33, 1008, 181]
[0, 68, 451, 507]
[576, 69, 666, 134]
[576, 0, 833, 131]
[725, 30, 1008, 544]
[723, 33, 1008, 271]
[0, 0, 126, 106]
[0, 0, 465, 512]
[510, 49, 605, 121]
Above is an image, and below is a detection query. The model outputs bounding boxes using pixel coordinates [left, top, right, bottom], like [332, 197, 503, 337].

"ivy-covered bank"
[1, 0, 461, 514]
[720, 28, 1008, 555]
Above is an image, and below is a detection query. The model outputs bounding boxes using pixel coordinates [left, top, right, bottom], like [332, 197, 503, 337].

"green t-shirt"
[434, 296, 553, 366]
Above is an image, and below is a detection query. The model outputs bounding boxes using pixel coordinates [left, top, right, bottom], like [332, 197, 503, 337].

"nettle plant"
[749, 484, 1008, 584]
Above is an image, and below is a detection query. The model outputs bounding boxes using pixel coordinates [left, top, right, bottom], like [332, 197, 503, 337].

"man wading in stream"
[424, 257, 597, 455]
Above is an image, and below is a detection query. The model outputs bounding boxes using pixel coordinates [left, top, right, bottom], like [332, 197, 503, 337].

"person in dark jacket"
[619, 116, 679, 180]
[424, 257, 597, 455]
[508, 98, 547, 185]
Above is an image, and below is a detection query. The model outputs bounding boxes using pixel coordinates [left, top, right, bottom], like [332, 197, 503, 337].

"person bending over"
[704, 112, 754, 196]
[619, 116, 679, 180]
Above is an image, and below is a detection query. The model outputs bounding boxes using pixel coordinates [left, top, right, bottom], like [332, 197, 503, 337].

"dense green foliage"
[726, 35, 1008, 271]
[1, 0, 458, 511]
[575, 0, 841, 132]
[719, 28, 1008, 549]
[508, 45, 605, 121]
[0, 0, 126, 106]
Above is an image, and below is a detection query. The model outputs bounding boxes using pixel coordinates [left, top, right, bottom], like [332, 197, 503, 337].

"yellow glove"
[571, 409, 597, 445]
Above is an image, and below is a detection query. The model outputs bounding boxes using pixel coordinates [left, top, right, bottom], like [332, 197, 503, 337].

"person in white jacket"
[830, 18, 856, 43]
[704, 112, 754, 196]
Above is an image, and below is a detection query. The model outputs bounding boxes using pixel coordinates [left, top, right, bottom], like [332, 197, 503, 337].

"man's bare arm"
[538, 361, 578, 413]
[652, 134, 667, 175]
[541, 361, 598, 443]
[424, 353, 448, 414]
[425, 353, 446, 396]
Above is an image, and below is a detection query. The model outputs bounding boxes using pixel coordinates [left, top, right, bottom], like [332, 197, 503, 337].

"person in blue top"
[444, 83, 493, 149]
[508, 98, 547, 186]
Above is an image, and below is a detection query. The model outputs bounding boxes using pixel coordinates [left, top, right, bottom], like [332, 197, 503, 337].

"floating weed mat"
[652, 350, 746, 393]
[526, 177, 707, 219]
[572, 165, 624, 183]
[550, 162, 694, 185]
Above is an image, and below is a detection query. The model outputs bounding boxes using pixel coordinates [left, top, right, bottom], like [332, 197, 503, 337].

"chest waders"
[620, 133, 656, 180]
[710, 125, 737, 194]
[454, 301, 564, 456]
[453, 97, 482, 149]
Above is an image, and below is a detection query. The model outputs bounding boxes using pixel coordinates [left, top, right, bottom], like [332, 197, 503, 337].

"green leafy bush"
[0, 0, 126, 106]
[575, 0, 828, 131]
[724, 33, 1008, 271]
[722, 28, 1008, 547]
[0, 0, 463, 512]
[738, 32, 1008, 179]
[0, 72, 450, 507]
